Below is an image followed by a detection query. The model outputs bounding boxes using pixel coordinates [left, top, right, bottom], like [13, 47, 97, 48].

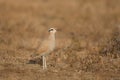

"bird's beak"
[48, 29, 51, 32]
[48, 29, 52, 32]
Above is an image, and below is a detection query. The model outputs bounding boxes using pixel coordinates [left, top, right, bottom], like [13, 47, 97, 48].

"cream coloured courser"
[31, 28, 56, 69]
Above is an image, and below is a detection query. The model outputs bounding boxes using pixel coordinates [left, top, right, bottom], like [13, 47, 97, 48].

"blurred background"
[0, 0, 120, 80]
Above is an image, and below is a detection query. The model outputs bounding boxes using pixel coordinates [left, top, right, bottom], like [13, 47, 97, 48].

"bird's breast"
[49, 40, 55, 51]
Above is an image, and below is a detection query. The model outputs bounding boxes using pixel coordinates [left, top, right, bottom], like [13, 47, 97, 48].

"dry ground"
[0, 0, 120, 80]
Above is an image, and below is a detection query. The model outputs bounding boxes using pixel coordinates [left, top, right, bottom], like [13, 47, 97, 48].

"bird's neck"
[49, 33, 55, 41]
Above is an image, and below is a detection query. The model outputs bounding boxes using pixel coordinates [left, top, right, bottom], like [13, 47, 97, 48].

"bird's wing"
[31, 37, 52, 58]
[31, 45, 49, 58]
[37, 45, 49, 55]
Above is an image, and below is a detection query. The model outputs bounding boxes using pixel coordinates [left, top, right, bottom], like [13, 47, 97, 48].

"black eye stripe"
[50, 29, 53, 31]
[48, 29, 54, 32]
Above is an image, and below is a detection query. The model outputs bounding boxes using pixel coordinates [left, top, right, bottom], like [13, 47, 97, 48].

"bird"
[31, 28, 57, 69]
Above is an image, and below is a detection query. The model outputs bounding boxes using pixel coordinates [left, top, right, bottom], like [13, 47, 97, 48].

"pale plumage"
[31, 28, 56, 69]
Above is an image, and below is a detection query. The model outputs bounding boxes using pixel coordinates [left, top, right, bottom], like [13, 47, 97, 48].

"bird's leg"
[44, 56, 47, 69]
[43, 56, 45, 69]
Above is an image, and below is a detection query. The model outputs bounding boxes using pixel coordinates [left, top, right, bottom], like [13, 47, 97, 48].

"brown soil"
[0, 0, 120, 80]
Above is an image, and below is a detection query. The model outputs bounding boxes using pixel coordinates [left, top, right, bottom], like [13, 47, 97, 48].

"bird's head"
[48, 28, 56, 34]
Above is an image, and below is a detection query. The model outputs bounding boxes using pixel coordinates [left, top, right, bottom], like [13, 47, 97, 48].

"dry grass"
[0, 0, 120, 80]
